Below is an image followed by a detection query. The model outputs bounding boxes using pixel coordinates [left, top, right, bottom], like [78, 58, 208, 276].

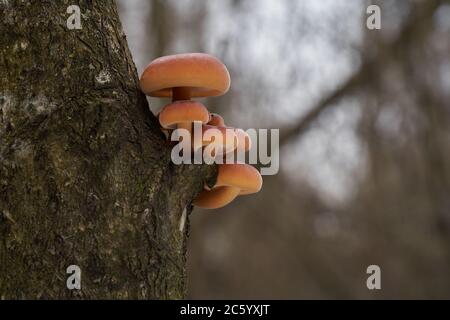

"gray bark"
[0, 0, 215, 299]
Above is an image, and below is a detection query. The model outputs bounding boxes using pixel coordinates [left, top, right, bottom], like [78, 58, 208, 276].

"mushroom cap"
[159, 101, 210, 129]
[194, 186, 240, 209]
[140, 53, 231, 98]
[194, 164, 262, 209]
[216, 164, 262, 195]
[208, 113, 225, 127]
[201, 124, 238, 156]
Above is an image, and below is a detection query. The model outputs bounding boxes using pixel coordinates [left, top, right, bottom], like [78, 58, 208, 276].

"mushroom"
[202, 115, 251, 156]
[208, 113, 225, 127]
[140, 53, 262, 210]
[140, 53, 230, 133]
[140, 53, 230, 99]
[200, 124, 239, 159]
[194, 164, 263, 209]
[159, 100, 210, 133]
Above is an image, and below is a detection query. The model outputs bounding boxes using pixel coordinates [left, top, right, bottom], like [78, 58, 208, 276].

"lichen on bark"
[0, 0, 215, 299]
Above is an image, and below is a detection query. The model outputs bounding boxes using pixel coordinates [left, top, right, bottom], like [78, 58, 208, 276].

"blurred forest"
[118, 0, 450, 299]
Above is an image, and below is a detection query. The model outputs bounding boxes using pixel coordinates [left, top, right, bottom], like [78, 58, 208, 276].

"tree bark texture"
[0, 0, 215, 299]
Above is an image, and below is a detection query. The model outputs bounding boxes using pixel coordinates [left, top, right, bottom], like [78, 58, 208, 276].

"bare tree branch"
[280, 0, 441, 146]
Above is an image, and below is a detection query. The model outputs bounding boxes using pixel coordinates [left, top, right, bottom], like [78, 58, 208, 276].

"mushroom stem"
[177, 122, 192, 132]
[172, 87, 191, 102]
[172, 87, 193, 134]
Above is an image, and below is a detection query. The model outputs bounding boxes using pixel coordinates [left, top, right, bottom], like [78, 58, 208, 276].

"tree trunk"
[0, 0, 215, 299]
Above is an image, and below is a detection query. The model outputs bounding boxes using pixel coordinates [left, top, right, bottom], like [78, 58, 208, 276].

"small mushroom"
[203, 115, 251, 155]
[194, 164, 263, 209]
[159, 100, 210, 132]
[208, 113, 225, 127]
[200, 124, 238, 158]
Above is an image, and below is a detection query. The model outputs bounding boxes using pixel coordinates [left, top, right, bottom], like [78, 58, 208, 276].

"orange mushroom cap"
[159, 101, 210, 129]
[216, 164, 262, 194]
[140, 53, 231, 98]
[201, 125, 251, 155]
[201, 124, 238, 157]
[206, 114, 250, 154]
[194, 164, 262, 209]
[208, 113, 225, 127]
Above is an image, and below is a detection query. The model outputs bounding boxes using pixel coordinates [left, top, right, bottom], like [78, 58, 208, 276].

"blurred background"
[117, 0, 450, 299]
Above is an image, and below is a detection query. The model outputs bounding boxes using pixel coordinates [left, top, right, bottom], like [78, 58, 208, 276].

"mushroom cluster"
[140, 53, 262, 209]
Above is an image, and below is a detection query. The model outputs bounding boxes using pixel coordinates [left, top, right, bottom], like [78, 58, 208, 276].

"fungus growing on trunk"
[140, 53, 262, 210]
[194, 164, 263, 209]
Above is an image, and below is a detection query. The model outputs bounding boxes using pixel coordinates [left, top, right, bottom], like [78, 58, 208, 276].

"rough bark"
[0, 0, 215, 299]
